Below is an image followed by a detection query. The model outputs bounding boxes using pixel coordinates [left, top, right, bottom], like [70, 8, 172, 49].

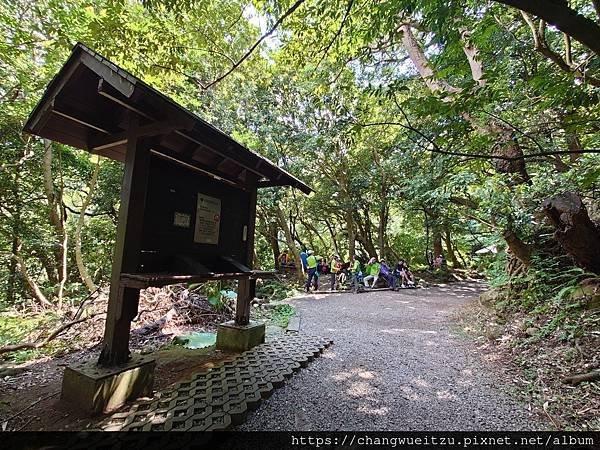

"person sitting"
[395, 259, 415, 287]
[433, 254, 443, 269]
[280, 250, 296, 270]
[379, 259, 396, 289]
[337, 260, 351, 287]
[363, 257, 380, 288]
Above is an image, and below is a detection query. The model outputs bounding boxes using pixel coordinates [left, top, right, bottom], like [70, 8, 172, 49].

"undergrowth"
[458, 253, 600, 430]
[255, 278, 300, 302]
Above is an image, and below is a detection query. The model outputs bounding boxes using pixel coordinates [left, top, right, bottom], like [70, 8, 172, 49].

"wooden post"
[235, 182, 257, 326]
[98, 121, 152, 366]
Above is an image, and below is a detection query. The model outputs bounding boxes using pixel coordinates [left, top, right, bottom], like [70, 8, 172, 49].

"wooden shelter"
[24, 43, 311, 373]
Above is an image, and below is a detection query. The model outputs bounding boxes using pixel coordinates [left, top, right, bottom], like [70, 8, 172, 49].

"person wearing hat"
[305, 250, 318, 292]
[363, 257, 380, 288]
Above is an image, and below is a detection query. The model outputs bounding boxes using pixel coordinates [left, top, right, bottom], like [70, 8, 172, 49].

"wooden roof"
[24, 43, 311, 194]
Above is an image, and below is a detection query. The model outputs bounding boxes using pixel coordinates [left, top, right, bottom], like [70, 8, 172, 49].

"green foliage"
[255, 279, 300, 302]
[269, 304, 295, 328]
[491, 254, 597, 341]
[192, 281, 236, 311]
[1, 1, 599, 366]
[0, 313, 68, 362]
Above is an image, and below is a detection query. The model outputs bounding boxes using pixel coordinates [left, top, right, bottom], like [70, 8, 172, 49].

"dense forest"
[1, 0, 600, 429]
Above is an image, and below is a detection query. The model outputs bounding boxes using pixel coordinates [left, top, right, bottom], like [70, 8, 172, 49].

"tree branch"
[314, 0, 354, 69]
[202, 0, 306, 90]
[356, 121, 600, 160]
[494, 0, 600, 56]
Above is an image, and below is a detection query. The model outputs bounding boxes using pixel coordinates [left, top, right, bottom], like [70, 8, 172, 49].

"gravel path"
[237, 282, 546, 431]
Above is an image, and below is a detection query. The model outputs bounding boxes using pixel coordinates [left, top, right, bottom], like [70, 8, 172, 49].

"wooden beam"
[98, 117, 153, 366]
[149, 148, 249, 191]
[51, 101, 111, 134]
[90, 120, 178, 151]
[98, 74, 312, 194]
[98, 79, 154, 121]
[257, 180, 285, 188]
[235, 180, 258, 326]
[98, 80, 270, 179]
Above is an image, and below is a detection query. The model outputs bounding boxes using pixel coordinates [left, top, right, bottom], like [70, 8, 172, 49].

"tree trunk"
[11, 250, 52, 308]
[378, 202, 388, 261]
[276, 205, 304, 280]
[346, 209, 355, 261]
[324, 218, 340, 256]
[542, 191, 600, 274]
[42, 139, 68, 307]
[75, 158, 99, 292]
[42, 140, 62, 275]
[354, 211, 378, 258]
[7, 154, 23, 305]
[31, 244, 59, 285]
[267, 221, 280, 270]
[444, 226, 460, 268]
[433, 228, 444, 258]
[502, 228, 532, 267]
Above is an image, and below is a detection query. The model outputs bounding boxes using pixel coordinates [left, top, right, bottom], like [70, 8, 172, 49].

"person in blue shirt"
[379, 259, 396, 289]
[299, 247, 308, 274]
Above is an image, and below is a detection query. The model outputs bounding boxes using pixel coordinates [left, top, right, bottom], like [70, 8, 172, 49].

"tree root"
[563, 370, 600, 385]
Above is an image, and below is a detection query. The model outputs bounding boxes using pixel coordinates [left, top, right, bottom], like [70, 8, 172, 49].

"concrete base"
[216, 320, 265, 352]
[61, 354, 156, 415]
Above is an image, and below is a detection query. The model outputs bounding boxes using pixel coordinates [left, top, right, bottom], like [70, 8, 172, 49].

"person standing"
[300, 247, 309, 274]
[305, 250, 318, 292]
[330, 255, 341, 291]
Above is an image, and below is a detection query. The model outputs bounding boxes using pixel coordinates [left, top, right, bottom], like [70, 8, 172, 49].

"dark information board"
[139, 155, 251, 274]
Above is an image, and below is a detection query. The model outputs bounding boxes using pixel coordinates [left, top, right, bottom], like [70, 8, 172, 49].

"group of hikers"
[292, 248, 416, 293]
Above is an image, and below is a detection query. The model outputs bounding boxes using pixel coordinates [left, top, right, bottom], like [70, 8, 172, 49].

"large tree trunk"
[346, 209, 355, 261]
[433, 228, 444, 258]
[400, 23, 531, 184]
[354, 211, 378, 258]
[444, 226, 460, 268]
[543, 192, 600, 274]
[502, 228, 532, 267]
[42, 139, 68, 307]
[276, 205, 304, 280]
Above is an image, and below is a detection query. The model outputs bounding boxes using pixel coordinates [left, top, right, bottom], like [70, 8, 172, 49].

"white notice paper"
[194, 193, 221, 245]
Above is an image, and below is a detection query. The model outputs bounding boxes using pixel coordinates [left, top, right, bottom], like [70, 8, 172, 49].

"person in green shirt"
[363, 257, 380, 288]
[305, 251, 318, 292]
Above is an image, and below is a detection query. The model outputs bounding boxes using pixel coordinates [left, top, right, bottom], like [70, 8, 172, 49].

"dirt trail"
[237, 282, 547, 430]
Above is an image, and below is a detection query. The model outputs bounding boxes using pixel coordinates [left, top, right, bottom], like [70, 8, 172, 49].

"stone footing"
[216, 320, 265, 352]
[60, 354, 156, 414]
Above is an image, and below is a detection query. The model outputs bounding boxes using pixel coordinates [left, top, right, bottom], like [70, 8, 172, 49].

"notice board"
[140, 155, 252, 273]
